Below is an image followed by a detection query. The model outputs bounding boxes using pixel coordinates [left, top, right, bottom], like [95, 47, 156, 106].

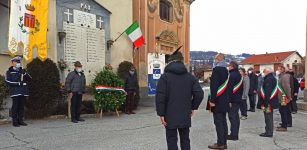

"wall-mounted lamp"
[58, 31, 66, 44]
[107, 40, 114, 50]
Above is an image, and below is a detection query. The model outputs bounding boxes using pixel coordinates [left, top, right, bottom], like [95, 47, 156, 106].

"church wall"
[133, 0, 191, 98]
[96, 0, 134, 71]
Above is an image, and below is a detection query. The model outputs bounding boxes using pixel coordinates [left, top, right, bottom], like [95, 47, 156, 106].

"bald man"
[257, 68, 279, 137]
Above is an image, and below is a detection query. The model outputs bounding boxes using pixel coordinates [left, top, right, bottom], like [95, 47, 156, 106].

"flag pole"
[114, 30, 126, 42]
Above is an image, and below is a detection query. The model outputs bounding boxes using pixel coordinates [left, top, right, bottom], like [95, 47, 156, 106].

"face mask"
[129, 71, 135, 75]
[248, 70, 252, 74]
[16, 63, 21, 69]
[226, 67, 230, 70]
[262, 73, 266, 77]
[275, 71, 280, 76]
[76, 68, 82, 72]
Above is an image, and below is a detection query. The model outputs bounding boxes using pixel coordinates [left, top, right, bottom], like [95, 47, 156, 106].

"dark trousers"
[125, 91, 135, 112]
[213, 112, 228, 145]
[71, 93, 82, 120]
[264, 111, 274, 136]
[166, 128, 190, 150]
[290, 97, 298, 112]
[279, 104, 292, 128]
[228, 103, 241, 137]
[248, 94, 256, 110]
[11, 96, 26, 123]
[240, 99, 248, 117]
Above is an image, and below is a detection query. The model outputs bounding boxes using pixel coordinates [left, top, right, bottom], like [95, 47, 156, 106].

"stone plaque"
[63, 20, 106, 83]
[73, 9, 96, 28]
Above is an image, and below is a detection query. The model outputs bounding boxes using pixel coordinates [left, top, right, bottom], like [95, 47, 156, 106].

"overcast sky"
[190, 0, 307, 56]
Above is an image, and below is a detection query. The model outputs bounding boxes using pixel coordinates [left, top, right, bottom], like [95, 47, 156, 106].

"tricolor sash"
[95, 86, 126, 93]
[209, 75, 230, 97]
[233, 77, 243, 93]
[259, 83, 279, 100]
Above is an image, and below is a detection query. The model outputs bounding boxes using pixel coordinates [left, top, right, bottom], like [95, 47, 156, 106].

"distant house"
[240, 51, 304, 72]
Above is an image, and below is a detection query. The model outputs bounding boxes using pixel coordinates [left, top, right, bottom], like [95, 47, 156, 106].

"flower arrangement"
[104, 64, 113, 71]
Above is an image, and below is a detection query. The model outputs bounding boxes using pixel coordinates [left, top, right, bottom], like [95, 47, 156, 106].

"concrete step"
[297, 100, 307, 111]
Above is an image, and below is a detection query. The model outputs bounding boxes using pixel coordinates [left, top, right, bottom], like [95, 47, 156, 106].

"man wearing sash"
[276, 66, 292, 132]
[227, 61, 243, 141]
[156, 47, 204, 150]
[257, 68, 279, 137]
[208, 53, 229, 150]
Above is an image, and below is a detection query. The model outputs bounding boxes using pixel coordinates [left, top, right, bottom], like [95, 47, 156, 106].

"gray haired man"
[65, 61, 86, 123]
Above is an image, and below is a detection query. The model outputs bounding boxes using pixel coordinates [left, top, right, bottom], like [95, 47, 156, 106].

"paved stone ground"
[1, 98, 307, 150]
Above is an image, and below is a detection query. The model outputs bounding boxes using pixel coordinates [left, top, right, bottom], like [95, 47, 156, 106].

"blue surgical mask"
[16, 63, 21, 69]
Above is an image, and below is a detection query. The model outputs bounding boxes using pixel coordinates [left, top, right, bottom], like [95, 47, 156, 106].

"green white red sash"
[208, 75, 230, 97]
[260, 83, 287, 101]
[95, 85, 126, 93]
[233, 77, 243, 93]
[259, 83, 279, 100]
[216, 75, 230, 97]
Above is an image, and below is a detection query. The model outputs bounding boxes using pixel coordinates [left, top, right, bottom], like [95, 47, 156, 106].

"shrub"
[117, 61, 140, 109]
[0, 75, 9, 111]
[26, 58, 61, 118]
[92, 69, 126, 112]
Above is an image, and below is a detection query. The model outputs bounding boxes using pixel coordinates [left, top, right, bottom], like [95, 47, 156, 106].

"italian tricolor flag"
[125, 22, 144, 48]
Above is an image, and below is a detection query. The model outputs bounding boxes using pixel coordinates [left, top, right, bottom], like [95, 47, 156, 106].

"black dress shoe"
[259, 133, 273, 137]
[13, 123, 20, 127]
[71, 120, 78, 123]
[77, 118, 85, 122]
[279, 123, 292, 127]
[248, 109, 255, 112]
[227, 135, 239, 141]
[18, 121, 28, 126]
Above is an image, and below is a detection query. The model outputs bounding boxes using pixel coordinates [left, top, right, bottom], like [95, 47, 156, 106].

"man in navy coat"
[208, 53, 229, 150]
[5, 56, 32, 127]
[227, 61, 243, 141]
[156, 47, 204, 150]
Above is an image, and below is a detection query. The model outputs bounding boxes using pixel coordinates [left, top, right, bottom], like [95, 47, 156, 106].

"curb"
[297, 101, 307, 111]
[0, 119, 11, 125]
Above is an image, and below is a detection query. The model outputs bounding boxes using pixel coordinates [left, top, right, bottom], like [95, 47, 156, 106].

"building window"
[160, 0, 172, 22]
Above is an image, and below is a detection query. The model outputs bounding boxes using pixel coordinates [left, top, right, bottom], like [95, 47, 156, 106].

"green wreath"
[18, 16, 40, 35]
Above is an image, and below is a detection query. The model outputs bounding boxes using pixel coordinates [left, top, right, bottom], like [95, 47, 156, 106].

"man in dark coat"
[208, 53, 229, 150]
[247, 68, 258, 112]
[288, 71, 299, 114]
[156, 47, 204, 150]
[227, 61, 243, 141]
[6, 56, 32, 127]
[124, 67, 138, 114]
[257, 68, 279, 137]
[65, 61, 86, 123]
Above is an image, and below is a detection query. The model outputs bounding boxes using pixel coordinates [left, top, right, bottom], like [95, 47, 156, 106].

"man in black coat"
[227, 61, 243, 141]
[156, 47, 204, 150]
[208, 53, 229, 150]
[257, 68, 279, 137]
[5, 56, 32, 127]
[124, 67, 138, 114]
[247, 68, 258, 112]
[290, 71, 299, 114]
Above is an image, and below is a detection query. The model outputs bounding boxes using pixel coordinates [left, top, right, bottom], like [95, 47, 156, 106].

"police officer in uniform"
[5, 56, 32, 127]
